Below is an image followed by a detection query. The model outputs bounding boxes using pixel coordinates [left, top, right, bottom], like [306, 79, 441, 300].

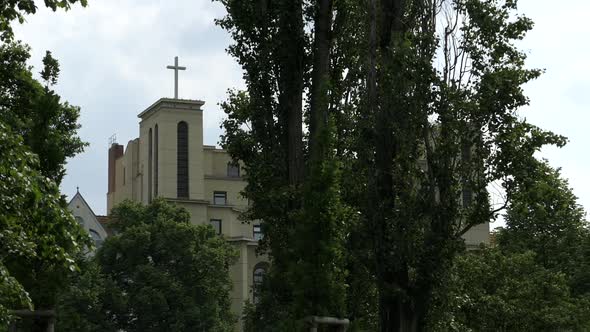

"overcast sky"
[12, 0, 590, 223]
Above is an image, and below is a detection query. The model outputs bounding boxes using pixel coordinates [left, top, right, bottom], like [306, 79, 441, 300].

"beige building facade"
[105, 97, 489, 330]
[107, 98, 266, 331]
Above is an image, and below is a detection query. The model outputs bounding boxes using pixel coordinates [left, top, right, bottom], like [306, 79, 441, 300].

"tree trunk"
[379, 295, 420, 332]
[309, 0, 334, 161]
[278, 0, 305, 186]
[370, 0, 420, 331]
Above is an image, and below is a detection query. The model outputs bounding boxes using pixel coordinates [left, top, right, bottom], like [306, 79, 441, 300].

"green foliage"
[55, 257, 118, 332]
[40, 50, 60, 86]
[0, 0, 88, 41]
[217, 0, 354, 327]
[0, 42, 88, 184]
[217, 0, 576, 330]
[430, 161, 590, 331]
[433, 249, 590, 331]
[498, 161, 588, 272]
[498, 160, 590, 297]
[89, 199, 238, 332]
[0, 122, 90, 327]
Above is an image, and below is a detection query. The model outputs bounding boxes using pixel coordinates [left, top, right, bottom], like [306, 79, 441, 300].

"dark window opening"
[148, 128, 153, 203]
[227, 162, 240, 177]
[213, 191, 227, 205]
[210, 219, 222, 235]
[462, 188, 473, 207]
[177, 121, 189, 198]
[253, 224, 263, 241]
[154, 124, 159, 197]
[253, 263, 267, 304]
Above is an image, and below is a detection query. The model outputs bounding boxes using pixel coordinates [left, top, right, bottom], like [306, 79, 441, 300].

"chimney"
[108, 143, 124, 194]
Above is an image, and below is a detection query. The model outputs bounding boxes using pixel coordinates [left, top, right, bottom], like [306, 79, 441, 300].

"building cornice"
[204, 175, 245, 181]
[226, 236, 259, 246]
[138, 98, 205, 120]
[165, 197, 210, 205]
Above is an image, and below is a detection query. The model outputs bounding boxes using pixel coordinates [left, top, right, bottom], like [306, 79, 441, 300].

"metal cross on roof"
[166, 56, 186, 99]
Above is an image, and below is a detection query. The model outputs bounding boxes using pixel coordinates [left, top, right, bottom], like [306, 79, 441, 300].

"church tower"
[105, 57, 267, 331]
[138, 98, 205, 203]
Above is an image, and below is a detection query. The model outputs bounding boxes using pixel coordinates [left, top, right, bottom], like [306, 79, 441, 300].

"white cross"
[166, 56, 186, 99]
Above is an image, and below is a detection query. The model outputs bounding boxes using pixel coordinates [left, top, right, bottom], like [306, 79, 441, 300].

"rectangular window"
[227, 162, 240, 177]
[213, 191, 227, 205]
[462, 188, 472, 207]
[210, 219, 222, 235]
[253, 225, 263, 241]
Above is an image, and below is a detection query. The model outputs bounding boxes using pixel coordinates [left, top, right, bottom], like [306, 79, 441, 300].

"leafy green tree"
[218, 0, 566, 330]
[0, 123, 90, 329]
[430, 161, 590, 330]
[497, 161, 590, 293]
[1, 2, 89, 331]
[432, 249, 590, 331]
[55, 257, 119, 332]
[0, 42, 89, 332]
[92, 199, 238, 332]
[356, 0, 568, 329]
[216, 0, 355, 328]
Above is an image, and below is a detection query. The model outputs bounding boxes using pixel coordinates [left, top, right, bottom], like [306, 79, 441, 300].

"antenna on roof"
[108, 134, 117, 146]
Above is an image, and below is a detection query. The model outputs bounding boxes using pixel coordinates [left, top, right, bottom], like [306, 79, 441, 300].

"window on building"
[75, 216, 84, 226]
[213, 191, 227, 205]
[210, 219, 222, 235]
[177, 121, 189, 198]
[253, 263, 268, 304]
[89, 229, 103, 248]
[154, 124, 159, 197]
[227, 162, 240, 177]
[462, 188, 472, 207]
[148, 128, 153, 203]
[253, 224, 263, 241]
[123, 167, 126, 185]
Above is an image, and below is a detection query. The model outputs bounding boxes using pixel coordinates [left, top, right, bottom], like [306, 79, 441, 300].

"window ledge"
[204, 175, 244, 181]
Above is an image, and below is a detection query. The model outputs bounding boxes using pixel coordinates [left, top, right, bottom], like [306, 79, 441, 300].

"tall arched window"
[177, 121, 189, 198]
[252, 263, 268, 304]
[148, 128, 153, 203]
[154, 124, 159, 197]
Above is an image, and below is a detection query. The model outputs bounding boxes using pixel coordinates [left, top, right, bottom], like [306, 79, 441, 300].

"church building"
[100, 57, 488, 331]
[106, 97, 266, 331]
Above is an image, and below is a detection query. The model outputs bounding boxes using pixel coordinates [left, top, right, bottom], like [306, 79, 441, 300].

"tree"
[93, 199, 238, 332]
[0, 123, 90, 329]
[432, 249, 590, 331]
[55, 257, 119, 332]
[217, 0, 567, 330]
[428, 160, 590, 330]
[358, 1, 567, 329]
[0, 42, 89, 332]
[497, 161, 590, 291]
[217, 0, 354, 328]
[1, 2, 90, 331]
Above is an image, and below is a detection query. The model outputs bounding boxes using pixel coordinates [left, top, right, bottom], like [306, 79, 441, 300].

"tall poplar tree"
[217, 0, 353, 329]
[361, 0, 566, 330]
[217, 0, 567, 331]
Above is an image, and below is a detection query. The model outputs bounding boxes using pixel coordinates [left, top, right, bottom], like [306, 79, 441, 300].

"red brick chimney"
[108, 143, 124, 194]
